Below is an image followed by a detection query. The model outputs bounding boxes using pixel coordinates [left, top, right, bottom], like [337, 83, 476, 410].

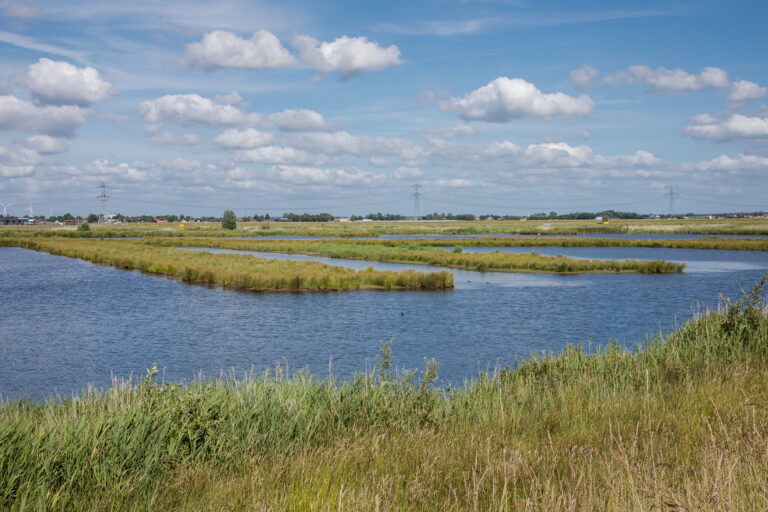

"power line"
[98, 182, 110, 223]
[664, 184, 678, 217]
[412, 184, 422, 219]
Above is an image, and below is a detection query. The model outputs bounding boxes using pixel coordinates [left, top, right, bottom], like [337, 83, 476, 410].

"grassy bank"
[1, 277, 766, 510]
[378, 236, 768, 251]
[0, 238, 452, 292]
[2, 217, 767, 238]
[145, 237, 686, 273]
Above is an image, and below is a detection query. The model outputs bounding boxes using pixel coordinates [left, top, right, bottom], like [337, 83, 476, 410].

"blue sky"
[1, 0, 767, 217]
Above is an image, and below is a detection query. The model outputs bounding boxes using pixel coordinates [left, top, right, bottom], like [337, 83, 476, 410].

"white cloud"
[293, 34, 402, 79]
[21, 135, 68, 154]
[139, 93, 257, 129]
[684, 113, 768, 142]
[685, 154, 768, 172]
[232, 146, 328, 166]
[727, 81, 767, 104]
[602, 65, 729, 92]
[268, 165, 383, 186]
[186, 30, 298, 71]
[571, 65, 599, 91]
[82, 159, 148, 182]
[0, 95, 88, 136]
[439, 77, 594, 122]
[481, 140, 660, 171]
[25, 58, 115, 106]
[482, 140, 522, 158]
[284, 131, 424, 160]
[0, 0, 40, 19]
[0, 164, 34, 178]
[215, 128, 274, 149]
[268, 109, 338, 132]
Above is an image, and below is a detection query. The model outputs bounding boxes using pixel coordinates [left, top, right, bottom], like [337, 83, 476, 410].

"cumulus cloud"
[684, 113, 768, 142]
[139, 93, 257, 129]
[186, 30, 298, 70]
[602, 65, 729, 92]
[293, 34, 402, 79]
[268, 109, 338, 132]
[139, 94, 339, 141]
[0, 95, 88, 136]
[21, 135, 68, 154]
[0, 164, 34, 178]
[439, 77, 594, 122]
[481, 140, 660, 170]
[727, 80, 767, 104]
[82, 159, 149, 182]
[231, 146, 328, 166]
[571, 65, 599, 91]
[684, 153, 768, 172]
[25, 58, 115, 106]
[215, 128, 274, 149]
[283, 131, 424, 160]
[265, 165, 383, 186]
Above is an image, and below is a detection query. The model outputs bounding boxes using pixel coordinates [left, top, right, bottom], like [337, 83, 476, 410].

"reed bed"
[370, 236, 768, 251]
[0, 238, 452, 292]
[1, 276, 767, 510]
[2, 217, 767, 239]
[145, 237, 686, 273]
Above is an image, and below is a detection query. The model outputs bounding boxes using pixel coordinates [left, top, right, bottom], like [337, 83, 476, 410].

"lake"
[1, 245, 767, 400]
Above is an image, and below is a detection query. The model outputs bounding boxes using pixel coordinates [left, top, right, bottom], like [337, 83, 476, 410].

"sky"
[0, 0, 767, 218]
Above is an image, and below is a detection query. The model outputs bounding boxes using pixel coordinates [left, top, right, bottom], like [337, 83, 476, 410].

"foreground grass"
[1, 276, 767, 510]
[0, 238, 452, 292]
[2, 217, 767, 238]
[144, 237, 686, 274]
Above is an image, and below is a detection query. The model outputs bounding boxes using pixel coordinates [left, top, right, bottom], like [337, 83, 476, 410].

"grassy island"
[0, 238, 453, 292]
[144, 237, 686, 274]
[1, 276, 766, 510]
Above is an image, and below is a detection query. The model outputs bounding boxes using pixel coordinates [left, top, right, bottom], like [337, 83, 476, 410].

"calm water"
[1, 245, 767, 400]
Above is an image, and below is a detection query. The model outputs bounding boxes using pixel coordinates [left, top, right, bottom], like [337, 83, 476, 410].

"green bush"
[221, 210, 237, 230]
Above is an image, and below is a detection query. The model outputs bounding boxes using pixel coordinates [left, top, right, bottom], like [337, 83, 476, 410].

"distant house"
[0, 216, 24, 225]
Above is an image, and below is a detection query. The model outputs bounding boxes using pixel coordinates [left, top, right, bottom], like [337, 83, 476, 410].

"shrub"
[221, 210, 237, 230]
[77, 222, 90, 232]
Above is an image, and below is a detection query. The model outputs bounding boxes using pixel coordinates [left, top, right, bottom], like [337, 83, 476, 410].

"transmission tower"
[664, 184, 678, 217]
[412, 184, 422, 220]
[98, 182, 110, 223]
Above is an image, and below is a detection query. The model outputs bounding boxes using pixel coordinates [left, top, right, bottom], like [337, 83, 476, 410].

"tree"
[222, 209, 237, 230]
[87, 213, 99, 223]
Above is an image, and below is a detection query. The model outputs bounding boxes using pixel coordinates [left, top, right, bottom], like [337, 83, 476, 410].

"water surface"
[1, 245, 766, 400]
